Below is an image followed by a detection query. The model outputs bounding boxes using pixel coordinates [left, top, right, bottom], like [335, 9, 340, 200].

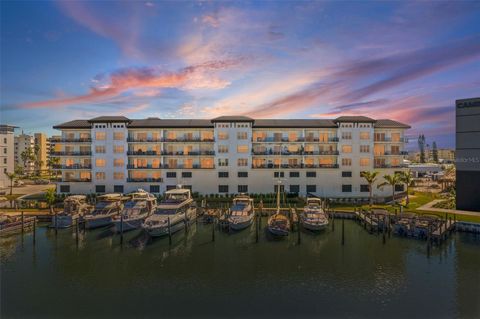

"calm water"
[1, 219, 479, 318]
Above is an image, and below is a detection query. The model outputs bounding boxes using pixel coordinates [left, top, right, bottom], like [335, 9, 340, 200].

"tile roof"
[129, 118, 213, 128]
[53, 120, 91, 129]
[334, 116, 376, 123]
[254, 119, 337, 128]
[211, 116, 254, 122]
[374, 119, 411, 129]
[87, 116, 131, 123]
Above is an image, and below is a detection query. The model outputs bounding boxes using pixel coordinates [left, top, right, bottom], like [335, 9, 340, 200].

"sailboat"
[267, 177, 291, 236]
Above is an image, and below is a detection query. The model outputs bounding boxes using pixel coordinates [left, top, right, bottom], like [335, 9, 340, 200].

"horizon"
[2, 1, 480, 148]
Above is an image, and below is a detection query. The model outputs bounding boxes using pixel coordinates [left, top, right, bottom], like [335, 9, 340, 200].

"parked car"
[34, 179, 50, 185]
[14, 180, 24, 186]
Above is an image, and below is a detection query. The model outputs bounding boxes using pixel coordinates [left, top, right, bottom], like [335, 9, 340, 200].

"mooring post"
[255, 209, 259, 243]
[184, 210, 188, 234]
[21, 211, 24, 236]
[297, 210, 301, 245]
[168, 217, 172, 245]
[55, 210, 58, 236]
[75, 218, 79, 247]
[382, 215, 386, 244]
[120, 212, 124, 246]
[212, 217, 216, 242]
[32, 217, 36, 245]
[341, 218, 345, 246]
[332, 212, 335, 232]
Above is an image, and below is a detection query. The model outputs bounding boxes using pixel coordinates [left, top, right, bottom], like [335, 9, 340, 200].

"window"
[306, 185, 316, 193]
[218, 132, 229, 140]
[360, 158, 370, 167]
[95, 172, 105, 180]
[113, 159, 124, 167]
[114, 172, 124, 180]
[342, 145, 352, 153]
[96, 159, 106, 167]
[274, 172, 284, 178]
[238, 185, 248, 193]
[114, 185, 124, 193]
[360, 145, 370, 153]
[218, 158, 229, 166]
[274, 184, 285, 192]
[95, 132, 106, 140]
[290, 185, 300, 193]
[219, 172, 229, 178]
[342, 185, 352, 192]
[113, 132, 124, 140]
[289, 171, 300, 178]
[360, 132, 370, 140]
[218, 185, 229, 193]
[182, 172, 192, 178]
[3, 158, 6, 164]
[238, 171, 248, 178]
[113, 145, 124, 153]
[237, 145, 249, 153]
[150, 185, 160, 193]
[306, 171, 316, 178]
[342, 171, 352, 177]
[96, 185, 106, 193]
[395, 184, 405, 192]
[342, 132, 352, 140]
[237, 132, 248, 140]
[166, 172, 176, 178]
[360, 185, 369, 192]
[342, 158, 352, 166]
[95, 145, 106, 153]
[60, 185, 70, 193]
[237, 158, 248, 166]
[166, 185, 177, 191]
[218, 145, 229, 153]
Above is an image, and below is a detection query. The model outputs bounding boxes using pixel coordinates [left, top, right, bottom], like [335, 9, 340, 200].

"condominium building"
[0, 125, 17, 189]
[14, 132, 35, 174]
[456, 97, 480, 211]
[34, 133, 49, 171]
[52, 115, 410, 199]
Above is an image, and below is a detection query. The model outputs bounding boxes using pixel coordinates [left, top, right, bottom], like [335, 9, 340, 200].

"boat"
[0, 215, 36, 237]
[203, 208, 218, 223]
[142, 187, 197, 237]
[50, 195, 92, 228]
[83, 194, 124, 229]
[301, 197, 329, 231]
[267, 210, 290, 236]
[227, 194, 255, 231]
[112, 189, 156, 232]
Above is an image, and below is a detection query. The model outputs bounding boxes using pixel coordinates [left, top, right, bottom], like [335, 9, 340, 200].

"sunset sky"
[1, 1, 479, 148]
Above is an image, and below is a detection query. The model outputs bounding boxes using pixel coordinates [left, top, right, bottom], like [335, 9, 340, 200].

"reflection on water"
[1, 219, 479, 318]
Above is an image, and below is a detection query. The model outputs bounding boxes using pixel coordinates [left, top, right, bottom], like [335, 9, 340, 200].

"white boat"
[84, 194, 124, 229]
[301, 197, 329, 231]
[50, 195, 92, 229]
[228, 194, 255, 231]
[142, 188, 197, 237]
[113, 189, 156, 232]
[267, 210, 290, 236]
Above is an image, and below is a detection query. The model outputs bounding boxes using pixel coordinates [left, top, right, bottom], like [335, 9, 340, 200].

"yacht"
[301, 197, 329, 231]
[113, 189, 157, 232]
[84, 194, 124, 229]
[142, 188, 197, 237]
[50, 195, 92, 228]
[227, 194, 255, 231]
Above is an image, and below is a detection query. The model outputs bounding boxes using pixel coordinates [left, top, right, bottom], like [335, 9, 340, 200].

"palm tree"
[20, 148, 35, 175]
[47, 157, 60, 179]
[377, 173, 402, 205]
[5, 172, 16, 196]
[45, 188, 56, 214]
[400, 170, 414, 206]
[360, 171, 379, 206]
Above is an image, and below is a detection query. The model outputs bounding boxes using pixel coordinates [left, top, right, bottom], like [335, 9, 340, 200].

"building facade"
[52, 115, 410, 199]
[456, 97, 480, 212]
[0, 125, 17, 189]
[14, 132, 35, 174]
[34, 133, 49, 171]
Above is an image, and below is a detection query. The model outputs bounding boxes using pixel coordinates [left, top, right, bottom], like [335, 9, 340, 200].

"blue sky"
[1, 1, 480, 148]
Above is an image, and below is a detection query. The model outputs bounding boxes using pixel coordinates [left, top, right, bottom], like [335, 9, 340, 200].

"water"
[1, 219, 479, 318]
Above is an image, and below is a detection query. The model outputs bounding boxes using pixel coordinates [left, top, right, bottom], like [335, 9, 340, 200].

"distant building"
[34, 133, 49, 171]
[436, 149, 455, 163]
[456, 97, 480, 212]
[0, 125, 17, 189]
[14, 132, 35, 174]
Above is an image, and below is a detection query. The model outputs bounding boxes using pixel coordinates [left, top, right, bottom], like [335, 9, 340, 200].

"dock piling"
[168, 217, 172, 245]
[55, 211, 58, 236]
[332, 212, 335, 232]
[212, 217, 216, 242]
[120, 212, 124, 246]
[341, 218, 345, 246]
[21, 211, 24, 236]
[382, 215, 386, 244]
[32, 217, 36, 245]
[75, 219, 79, 247]
[296, 209, 301, 245]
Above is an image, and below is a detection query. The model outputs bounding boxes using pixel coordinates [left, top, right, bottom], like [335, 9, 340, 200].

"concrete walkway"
[417, 200, 480, 216]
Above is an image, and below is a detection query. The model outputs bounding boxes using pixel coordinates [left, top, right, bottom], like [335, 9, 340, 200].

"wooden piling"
[341, 218, 345, 246]
[168, 217, 172, 245]
[184, 210, 188, 234]
[75, 218, 79, 247]
[296, 209, 301, 245]
[120, 212, 124, 246]
[332, 212, 335, 232]
[212, 217, 216, 242]
[32, 217, 36, 245]
[382, 215, 386, 244]
[21, 211, 24, 235]
[55, 210, 58, 236]
[255, 209, 259, 243]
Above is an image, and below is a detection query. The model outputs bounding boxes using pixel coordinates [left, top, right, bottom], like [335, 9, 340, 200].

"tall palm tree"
[5, 172, 16, 196]
[377, 173, 402, 205]
[45, 188, 56, 214]
[400, 170, 414, 206]
[20, 148, 35, 175]
[360, 171, 379, 206]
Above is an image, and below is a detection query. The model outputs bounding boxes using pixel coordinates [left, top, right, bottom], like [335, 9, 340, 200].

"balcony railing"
[375, 151, 409, 156]
[127, 151, 160, 156]
[252, 163, 339, 169]
[51, 151, 92, 156]
[54, 164, 92, 169]
[127, 178, 163, 183]
[127, 138, 162, 143]
[252, 150, 339, 156]
[162, 151, 215, 156]
[127, 164, 162, 169]
[127, 137, 215, 143]
[62, 178, 92, 182]
[127, 164, 215, 169]
[50, 138, 92, 143]
[373, 164, 407, 169]
[252, 137, 339, 143]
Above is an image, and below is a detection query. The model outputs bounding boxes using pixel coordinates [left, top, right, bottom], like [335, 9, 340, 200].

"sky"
[1, 0, 479, 148]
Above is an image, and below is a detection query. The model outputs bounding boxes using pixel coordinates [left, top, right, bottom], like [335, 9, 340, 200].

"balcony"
[375, 151, 409, 156]
[163, 164, 215, 169]
[252, 163, 339, 169]
[51, 151, 92, 156]
[163, 138, 215, 143]
[252, 150, 339, 156]
[54, 164, 92, 169]
[162, 151, 215, 156]
[62, 178, 92, 182]
[303, 150, 339, 155]
[127, 178, 163, 183]
[50, 138, 92, 143]
[127, 164, 162, 169]
[127, 151, 160, 156]
[252, 137, 339, 143]
[127, 137, 162, 143]
[373, 164, 407, 169]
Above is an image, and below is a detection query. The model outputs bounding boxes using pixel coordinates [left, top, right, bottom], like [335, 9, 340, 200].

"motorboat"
[227, 194, 255, 231]
[267, 210, 290, 236]
[83, 194, 124, 229]
[113, 189, 157, 232]
[301, 197, 329, 231]
[50, 195, 92, 228]
[142, 188, 197, 237]
[0, 215, 36, 237]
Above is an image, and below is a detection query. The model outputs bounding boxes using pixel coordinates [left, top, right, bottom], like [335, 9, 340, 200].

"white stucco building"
[52, 115, 410, 199]
[0, 125, 17, 189]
